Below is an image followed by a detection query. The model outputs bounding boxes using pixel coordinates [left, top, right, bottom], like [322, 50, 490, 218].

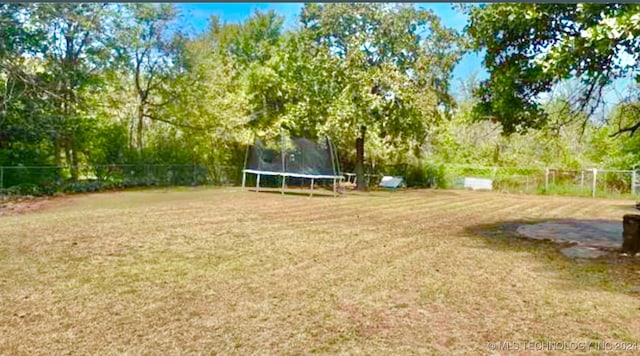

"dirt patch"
[0, 194, 76, 217]
[1, 197, 50, 216]
[0, 189, 133, 217]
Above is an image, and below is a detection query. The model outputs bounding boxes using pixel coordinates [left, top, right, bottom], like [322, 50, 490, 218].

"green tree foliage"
[466, 4, 640, 134]
[113, 4, 180, 156]
[298, 4, 463, 187]
[0, 4, 119, 179]
[159, 24, 251, 169]
[0, 4, 46, 166]
[6, 4, 636, 194]
[227, 11, 287, 136]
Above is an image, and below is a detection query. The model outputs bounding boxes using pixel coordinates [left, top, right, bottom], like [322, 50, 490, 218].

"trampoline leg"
[310, 178, 314, 197]
[256, 174, 261, 192]
[333, 178, 337, 197]
[281, 175, 285, 195]
[242, 171, 246, 190]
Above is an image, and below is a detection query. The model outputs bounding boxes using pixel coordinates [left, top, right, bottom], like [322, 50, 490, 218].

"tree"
[0, 4, 48, 166]
[223, 10, 283, 67]
[466, 4, 640, 135]
[28, 3, 117, 179]
[158, 22, 251, 172]
[114, 4, 179, 156]
[271, 30, 341, 139]
[300, 3, 463, 189]
[0, 4, 43, 129]
[227, 10, 287, 136]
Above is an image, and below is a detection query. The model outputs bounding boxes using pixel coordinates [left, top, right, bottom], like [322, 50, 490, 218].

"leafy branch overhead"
[466, 4, 640, 134]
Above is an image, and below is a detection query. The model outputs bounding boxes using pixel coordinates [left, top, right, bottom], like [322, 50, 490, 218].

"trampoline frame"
[241, 135, 343, 197]
[241, 169, 343, 197]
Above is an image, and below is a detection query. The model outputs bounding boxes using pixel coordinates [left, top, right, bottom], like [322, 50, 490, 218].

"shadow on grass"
[244, 187, 340, 198]
[465, 219, 640, 295]
[612, 203, 638, 211]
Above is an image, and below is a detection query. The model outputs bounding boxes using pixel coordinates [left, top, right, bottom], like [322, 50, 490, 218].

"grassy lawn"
[1, 187, 640, 354]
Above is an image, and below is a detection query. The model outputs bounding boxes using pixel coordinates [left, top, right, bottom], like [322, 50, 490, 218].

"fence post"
[581, 170, 585, 190]
[0, 166, 3, 190]
[592, 168, 598, 198]
[633, 170, 637, 195]
[545, 168, 549, 192]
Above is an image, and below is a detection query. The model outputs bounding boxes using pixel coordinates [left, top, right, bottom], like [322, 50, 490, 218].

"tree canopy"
[2, 3, 640, 194]
[466, 3, 640, 134]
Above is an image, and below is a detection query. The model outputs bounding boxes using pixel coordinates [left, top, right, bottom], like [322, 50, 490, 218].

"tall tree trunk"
[137, 104, 144, 159]
[355, 125, 366, 190]
[54, 134, 63, 182]
[54, 135, 62, 166]
[64, 141, 77, 181]
[493, 143, 500, 165]
[71, 138, 79, 181]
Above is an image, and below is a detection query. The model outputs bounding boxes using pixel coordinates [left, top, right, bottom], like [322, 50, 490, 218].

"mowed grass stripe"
[349, 198, 536, 232]
[230, 194, 437, 229]
[240, 190, 500, 227]
[1, 188, 639, 354]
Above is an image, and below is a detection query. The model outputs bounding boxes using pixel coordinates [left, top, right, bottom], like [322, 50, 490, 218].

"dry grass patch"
[1, 187, 640, 354]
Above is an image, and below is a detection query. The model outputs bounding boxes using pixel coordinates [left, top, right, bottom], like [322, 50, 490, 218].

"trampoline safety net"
[246, 137, 339, 177]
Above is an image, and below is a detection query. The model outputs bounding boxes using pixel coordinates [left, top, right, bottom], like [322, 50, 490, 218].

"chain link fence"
[437, 165, 638, 198]
[346, 163, 639, 199]
[2, 163, 639, 199]
[541, 168, 637, 198]
[442, 165, 543, 194]
[0, 164, 242, 197]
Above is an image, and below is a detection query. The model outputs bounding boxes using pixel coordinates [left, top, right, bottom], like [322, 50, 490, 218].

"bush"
[423, 163, 447, 188]
[388, 162, 447, 188]
[404, 165, 427, 188]
[60, 180, 128, 193]
[5, 183, 42, 197]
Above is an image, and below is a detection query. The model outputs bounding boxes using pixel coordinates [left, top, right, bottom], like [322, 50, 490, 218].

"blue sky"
[175, 3, 486, 96]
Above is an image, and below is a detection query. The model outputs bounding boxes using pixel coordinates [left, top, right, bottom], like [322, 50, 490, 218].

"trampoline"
[241, 135, 343, 196]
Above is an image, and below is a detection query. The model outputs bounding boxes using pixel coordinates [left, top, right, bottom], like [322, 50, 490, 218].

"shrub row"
[0, 180, 127, 197]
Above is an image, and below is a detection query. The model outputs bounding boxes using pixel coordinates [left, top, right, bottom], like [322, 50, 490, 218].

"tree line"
[1, 3, 639, 193]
